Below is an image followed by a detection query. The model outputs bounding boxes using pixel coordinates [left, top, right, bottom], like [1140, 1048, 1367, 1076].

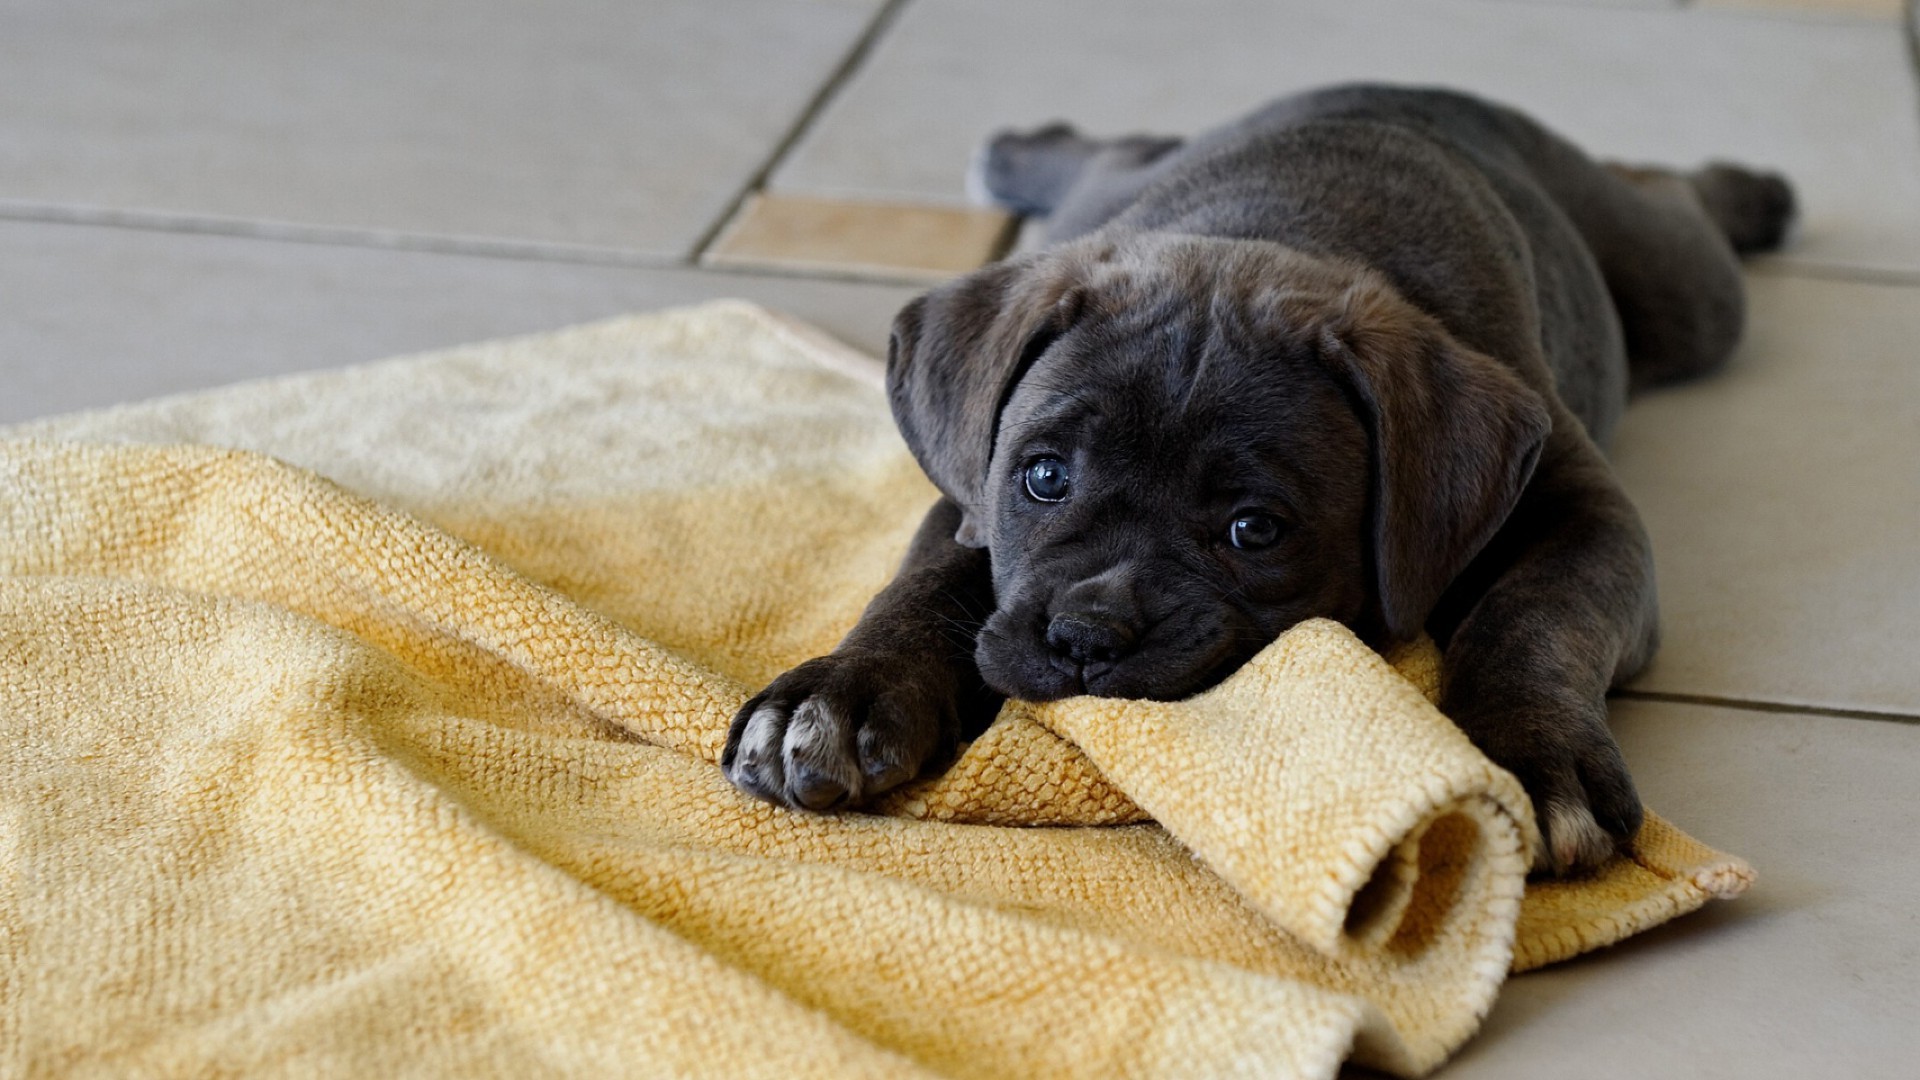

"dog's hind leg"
[970, 125, 1183, 242]
[1571, 161, 1794, 391]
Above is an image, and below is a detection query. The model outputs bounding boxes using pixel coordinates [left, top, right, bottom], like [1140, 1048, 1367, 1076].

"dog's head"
[888, 234, 1550, 702]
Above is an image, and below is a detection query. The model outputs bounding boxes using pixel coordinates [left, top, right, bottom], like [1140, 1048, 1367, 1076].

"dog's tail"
[1688, 163, 1797, 256]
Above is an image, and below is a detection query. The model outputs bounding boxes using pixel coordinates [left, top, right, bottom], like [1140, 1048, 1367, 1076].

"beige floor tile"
[705, 193, 1015, 280]
[0, 221, 917, 424]
[1700, 0, 1907, 19]
[0, 1, 882, 258]
[775, 0, 1920, 273]
[1435, 698, 1920, 1078]
[1613, 271, 1920, 715]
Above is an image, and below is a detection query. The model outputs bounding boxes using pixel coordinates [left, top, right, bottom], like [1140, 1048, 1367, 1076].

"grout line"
[13, 195, 1920, 291]
[1907, 0, 1920, 117]
[0, 198, 942, 289]
[690, 258, 944, 290]
[9, 196, 1919, 295]
[1614, 688, 1920, 725]
[0, 200, 690, 271]
[685, 0, 913, 264]
[12, 195, 1919, 294]
[1468, 0, 1691, 10]
[1746, 256, 1920, 288]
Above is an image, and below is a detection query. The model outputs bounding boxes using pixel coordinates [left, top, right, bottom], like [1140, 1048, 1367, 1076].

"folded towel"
[0, 301, 1750, 1078]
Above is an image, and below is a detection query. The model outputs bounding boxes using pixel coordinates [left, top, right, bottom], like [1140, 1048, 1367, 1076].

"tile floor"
[2, 0, 1915, 1075]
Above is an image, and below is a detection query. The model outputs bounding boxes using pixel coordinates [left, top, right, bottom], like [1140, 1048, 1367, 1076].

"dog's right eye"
[1023, 457, 1071, 502]
[1228, 512, 1283, 551]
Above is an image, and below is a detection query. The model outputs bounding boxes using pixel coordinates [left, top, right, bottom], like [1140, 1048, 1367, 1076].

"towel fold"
[0, 302, 1749, 1077]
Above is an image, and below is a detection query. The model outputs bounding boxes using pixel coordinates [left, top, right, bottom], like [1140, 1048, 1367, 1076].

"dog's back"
[983, 84, 1792, 446]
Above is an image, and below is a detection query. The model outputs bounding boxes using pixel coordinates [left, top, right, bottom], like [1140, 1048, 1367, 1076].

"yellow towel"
[0, 301, 1749, 1078]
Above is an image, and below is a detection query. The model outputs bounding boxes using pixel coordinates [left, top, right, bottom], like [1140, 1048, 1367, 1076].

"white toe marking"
[1547, 802, 1615, 871]
[783, 698, 863, 797]
[733, 704, 787, 779]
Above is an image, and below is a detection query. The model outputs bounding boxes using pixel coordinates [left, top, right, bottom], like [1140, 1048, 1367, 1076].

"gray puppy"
[724, 84, 1793, 875]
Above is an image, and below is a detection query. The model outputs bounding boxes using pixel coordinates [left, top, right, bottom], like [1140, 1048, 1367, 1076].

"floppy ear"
[887, 254, 1083, 548]
[1321, 277, 1553, 641]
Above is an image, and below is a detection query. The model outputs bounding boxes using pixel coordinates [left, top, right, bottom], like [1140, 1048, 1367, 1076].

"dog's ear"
[1320, 277, 1553, 641]
[887, 254, 1083, 548]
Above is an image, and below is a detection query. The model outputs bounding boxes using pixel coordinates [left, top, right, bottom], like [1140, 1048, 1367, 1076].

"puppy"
[723, 84, 1793, 875]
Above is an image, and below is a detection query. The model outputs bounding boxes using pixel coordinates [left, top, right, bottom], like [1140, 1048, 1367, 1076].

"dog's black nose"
[1045, 611, 1138, 666]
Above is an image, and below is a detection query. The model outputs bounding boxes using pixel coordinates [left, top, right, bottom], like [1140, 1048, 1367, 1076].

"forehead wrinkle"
[1172, 368, 1341, 505]
[1166, 292, 1282, 421]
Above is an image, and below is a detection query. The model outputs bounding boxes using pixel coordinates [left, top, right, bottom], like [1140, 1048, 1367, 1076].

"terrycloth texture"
[0, 301, 1750, 1078]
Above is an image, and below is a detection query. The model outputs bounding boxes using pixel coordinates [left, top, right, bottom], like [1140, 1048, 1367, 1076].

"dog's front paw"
[723, 650, 960, 811]
[1462, 706, 1645, 877]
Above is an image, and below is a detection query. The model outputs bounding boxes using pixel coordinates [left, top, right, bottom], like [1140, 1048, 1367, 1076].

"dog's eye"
[1227, 512, 1283, 551]
[1023, 457, 1071, 502]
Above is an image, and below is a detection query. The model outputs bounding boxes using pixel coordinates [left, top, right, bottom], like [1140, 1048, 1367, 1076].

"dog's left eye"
[1023, 457, 1071, 502]
[1227, 512, 1283, 551]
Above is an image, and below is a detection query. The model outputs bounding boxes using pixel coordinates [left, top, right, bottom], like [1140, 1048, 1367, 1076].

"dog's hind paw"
[969, 123, 1090, 215]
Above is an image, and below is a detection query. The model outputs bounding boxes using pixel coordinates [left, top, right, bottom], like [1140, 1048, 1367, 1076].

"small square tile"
[704, 193, 1015, 281]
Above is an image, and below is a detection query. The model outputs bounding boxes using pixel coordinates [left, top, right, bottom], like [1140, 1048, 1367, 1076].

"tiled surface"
[705, 192, 1014, 280]
[2, 0, 1919, 1076]
[0, 0, 882, 258]
[774, 0, 1920, 272]
[1614, 272, 1920, 716]
[0, 220, 916, 423]
[1438, 699, 1920, 1078]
